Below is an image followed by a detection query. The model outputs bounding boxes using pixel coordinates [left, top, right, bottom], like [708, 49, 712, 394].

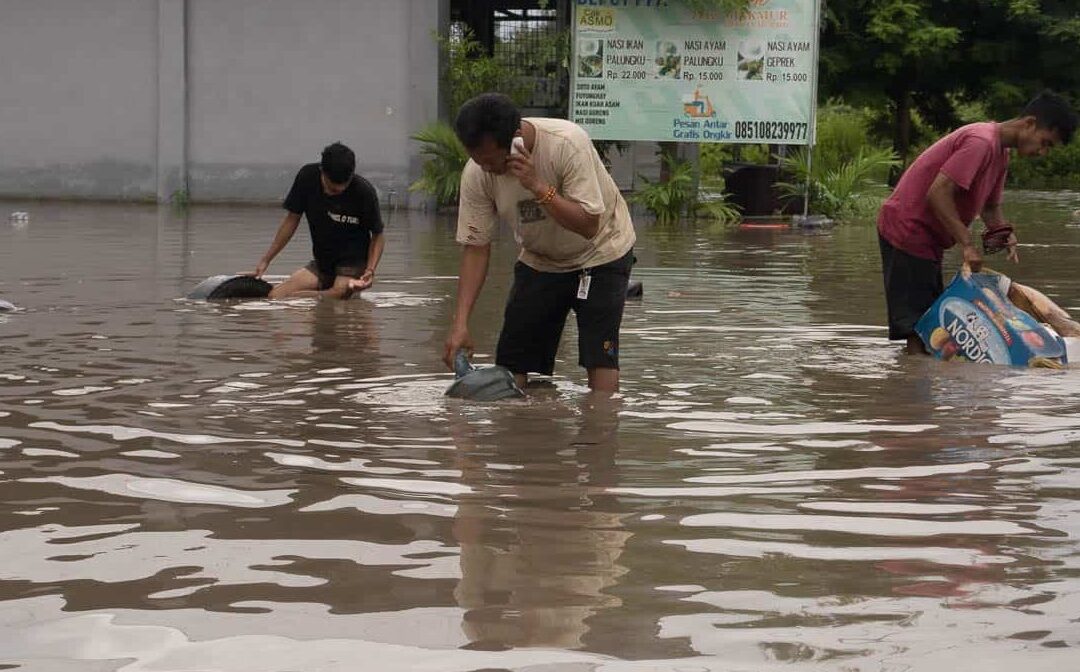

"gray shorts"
[304, 260, 364, 290]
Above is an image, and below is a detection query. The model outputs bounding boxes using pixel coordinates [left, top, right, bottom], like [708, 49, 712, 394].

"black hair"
[320, 142, 356, 184]
[454, 93, 522, 151]
[1022, 90, 1078, 145]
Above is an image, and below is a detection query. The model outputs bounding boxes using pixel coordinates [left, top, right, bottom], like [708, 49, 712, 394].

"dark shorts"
[496, 249, 634, 375]
[879, 233, 943, 340]
[304, 260, 364, 291]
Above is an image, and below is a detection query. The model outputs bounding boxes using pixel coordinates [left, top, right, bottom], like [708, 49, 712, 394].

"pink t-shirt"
[878, 122, 1009, 261]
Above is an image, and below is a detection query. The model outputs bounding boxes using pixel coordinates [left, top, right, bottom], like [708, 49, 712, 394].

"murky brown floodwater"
[1, 193, 1079, 671]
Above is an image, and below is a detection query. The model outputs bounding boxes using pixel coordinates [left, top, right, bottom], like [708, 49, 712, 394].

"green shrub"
[777, 145, 899, 220]
[633, 154, 694, 224]
[695, 196, 742, 225]
[767, 103, 899, 220]
[1008, 140, 1080, 190]
[634, 154, 740, 224]
[409, 122, 469, 206]
[412, 28, 545, 206]
[811, 103, 887, 178]
[169, 188, 190, 211]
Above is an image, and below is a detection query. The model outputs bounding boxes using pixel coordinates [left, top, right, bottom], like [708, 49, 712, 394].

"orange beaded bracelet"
[536, 185, 557, 205]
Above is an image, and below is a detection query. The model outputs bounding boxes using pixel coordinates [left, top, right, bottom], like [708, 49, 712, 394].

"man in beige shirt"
[442, 93, 636, 393]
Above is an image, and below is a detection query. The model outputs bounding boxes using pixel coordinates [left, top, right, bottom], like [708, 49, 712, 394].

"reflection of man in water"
[448, 398, 630, 649]
[443, 93, 636, 393]
[251, 142, 386, 300]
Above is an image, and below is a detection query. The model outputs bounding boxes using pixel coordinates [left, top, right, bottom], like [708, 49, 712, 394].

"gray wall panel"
[0, 0, 159, 199]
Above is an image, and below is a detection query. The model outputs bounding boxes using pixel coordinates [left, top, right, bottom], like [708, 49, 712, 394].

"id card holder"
[577, 271, 592, 300]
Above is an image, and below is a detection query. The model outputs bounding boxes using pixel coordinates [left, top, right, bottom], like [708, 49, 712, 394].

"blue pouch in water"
[445, 350, 525, 401]
[914, 270, 1068, 367]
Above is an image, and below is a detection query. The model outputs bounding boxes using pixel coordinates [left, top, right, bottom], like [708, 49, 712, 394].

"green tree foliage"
[820, 1, 1080, 170]
[1009, 139, 1080, 190]
[440, 28, 532, 118]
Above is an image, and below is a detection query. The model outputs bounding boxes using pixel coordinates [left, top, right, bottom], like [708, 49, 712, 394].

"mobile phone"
[511, 137, 526, 156]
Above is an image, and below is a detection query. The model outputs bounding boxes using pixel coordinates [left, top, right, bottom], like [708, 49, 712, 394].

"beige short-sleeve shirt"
[456, 117, 636, 272]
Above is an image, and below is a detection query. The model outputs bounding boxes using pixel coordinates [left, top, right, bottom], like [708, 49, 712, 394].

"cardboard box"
[914, 271, 1069, 367]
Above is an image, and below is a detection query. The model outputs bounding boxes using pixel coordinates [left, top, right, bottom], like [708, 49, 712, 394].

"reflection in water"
[1, 195, 1080, 669]
[450, 398, 630, 650]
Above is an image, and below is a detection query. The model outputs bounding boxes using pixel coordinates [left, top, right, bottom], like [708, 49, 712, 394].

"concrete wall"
[0, 0, 444, 205]
[0, 1, 160, 199]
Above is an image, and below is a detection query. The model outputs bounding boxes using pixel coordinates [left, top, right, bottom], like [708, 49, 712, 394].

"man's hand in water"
[962, 244, 983, 273]
[348, 269, 375, 292]
[443, 325, 474, 370]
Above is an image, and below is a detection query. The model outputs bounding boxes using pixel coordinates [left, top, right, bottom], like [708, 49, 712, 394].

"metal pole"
[803, 145, 812, 217]
[804, 0, 824, 219]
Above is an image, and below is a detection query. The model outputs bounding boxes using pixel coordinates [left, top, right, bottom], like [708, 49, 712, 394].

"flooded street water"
[2, 193, 1080, 671]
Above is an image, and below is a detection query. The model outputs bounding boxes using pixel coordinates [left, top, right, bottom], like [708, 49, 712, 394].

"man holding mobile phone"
[442, 93, 636, 393]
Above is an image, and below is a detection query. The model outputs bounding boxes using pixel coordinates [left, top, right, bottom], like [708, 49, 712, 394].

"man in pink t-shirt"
[878, 91, 1077, 353]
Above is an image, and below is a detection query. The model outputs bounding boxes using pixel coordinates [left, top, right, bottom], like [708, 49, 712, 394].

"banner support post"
[803, 0, 823, 218]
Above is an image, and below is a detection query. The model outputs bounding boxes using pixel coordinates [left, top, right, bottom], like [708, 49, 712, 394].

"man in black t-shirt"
[252, 142, 385, 300]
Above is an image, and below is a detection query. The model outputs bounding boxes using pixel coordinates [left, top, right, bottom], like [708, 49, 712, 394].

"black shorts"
[496, 249, 633, 375]
[304, 260, 364, 291]
[879, 233, 943, 340]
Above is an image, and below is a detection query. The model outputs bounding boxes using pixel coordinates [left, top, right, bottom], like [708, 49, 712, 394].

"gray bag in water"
[445, 350, 525, 401]
[187, 275, 273, 300]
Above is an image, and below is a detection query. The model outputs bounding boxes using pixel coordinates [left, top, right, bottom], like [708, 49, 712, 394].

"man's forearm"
[530, 183, 600, 239]
[453, 244, 491, 328]
[366, 233, 386, 273]
[928, 183, 972, 248]
[262, 214, 301, 263]
[981, 203, 1007, 230]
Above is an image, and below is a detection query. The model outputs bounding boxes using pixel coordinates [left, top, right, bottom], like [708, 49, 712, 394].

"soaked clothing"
[456, 117, 637, 373]
[496, 250, 633, 375]
[303, 260, 365, 291]
[283, 163, 383, 276]
[879, 233, 943, 341]
[455, 117, 635, 272]
[878, 122, 1009, 262]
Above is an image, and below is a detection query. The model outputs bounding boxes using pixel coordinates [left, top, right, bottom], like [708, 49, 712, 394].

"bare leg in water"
[906, 334, 929, 355]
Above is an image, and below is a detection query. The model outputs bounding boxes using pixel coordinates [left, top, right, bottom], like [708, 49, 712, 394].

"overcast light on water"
[2, 193, 1080, 670]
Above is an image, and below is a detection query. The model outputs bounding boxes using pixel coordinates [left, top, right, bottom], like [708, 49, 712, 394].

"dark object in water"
[791, 214, 835, 228]
[626, 281, 643, 300]
[187, 275, 273, 300]
[445, 350, 525, 402]
[0, 299, 16, 312]
[982, 225, 1014, 254]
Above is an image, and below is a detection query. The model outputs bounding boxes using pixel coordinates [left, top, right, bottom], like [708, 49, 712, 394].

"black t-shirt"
[283, 163, 384, 273]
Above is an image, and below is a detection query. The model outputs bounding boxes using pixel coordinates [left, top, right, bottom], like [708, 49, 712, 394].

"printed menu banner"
[571, 0, 820, 144]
